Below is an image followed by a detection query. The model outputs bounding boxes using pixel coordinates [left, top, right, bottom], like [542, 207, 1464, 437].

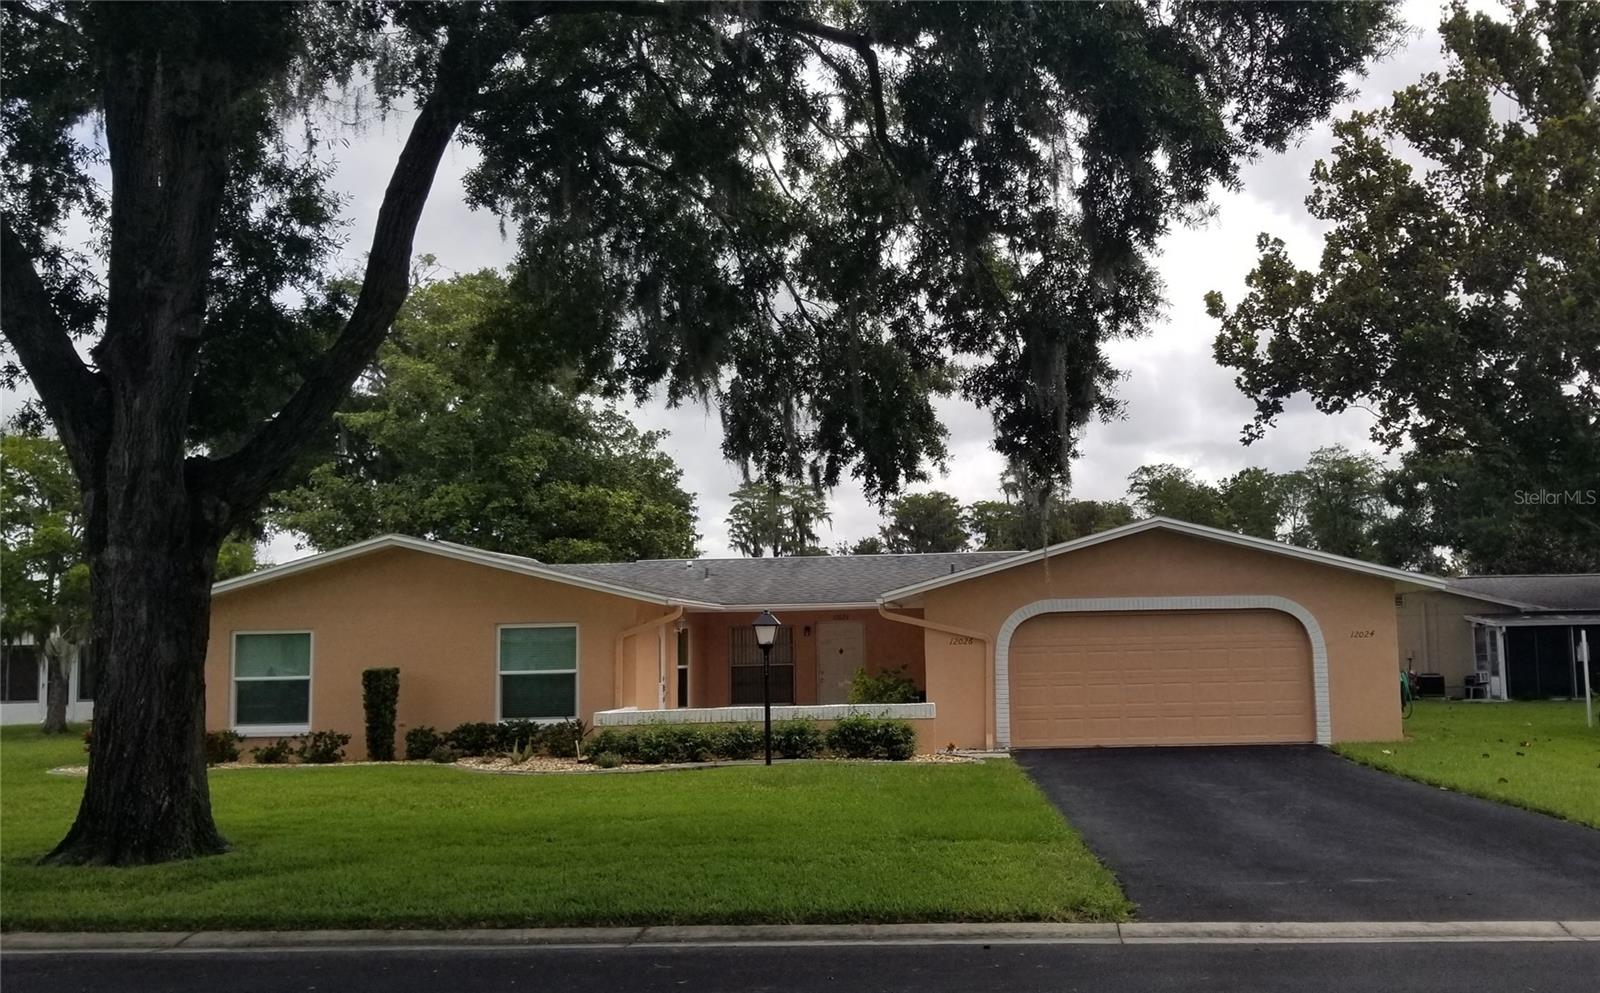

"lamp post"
[752, 611, 780, 765]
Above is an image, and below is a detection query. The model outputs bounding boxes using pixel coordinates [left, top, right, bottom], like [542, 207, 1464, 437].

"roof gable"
[211, 534, 694, 605]
[877, 517, 1448, 602]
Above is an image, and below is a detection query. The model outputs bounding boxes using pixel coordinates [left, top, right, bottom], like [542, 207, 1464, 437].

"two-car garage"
[892, 517, 1440, 750]
[1006, 609, 1316, 748]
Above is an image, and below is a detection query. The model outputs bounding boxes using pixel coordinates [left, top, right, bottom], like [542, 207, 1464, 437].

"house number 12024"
[1350, 630, 1376, 639]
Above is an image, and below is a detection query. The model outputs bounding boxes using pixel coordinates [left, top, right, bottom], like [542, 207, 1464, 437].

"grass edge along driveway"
[0, 726, 1130, 931]
[1337, 700, 1600, 829]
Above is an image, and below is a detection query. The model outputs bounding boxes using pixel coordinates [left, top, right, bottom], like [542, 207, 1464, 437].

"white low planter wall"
[593, 702, 935, 727]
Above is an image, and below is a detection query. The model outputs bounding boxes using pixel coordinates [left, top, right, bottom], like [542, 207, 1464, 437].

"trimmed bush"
[204, 730, 242, 765]
[429, 744, 462, 764]
[635, 723, 714, 764]
[361, 667, 400, 761]
[540, 719, 589, 758]
[712, 723, 763, 761]
[492, 720, 541, 755]
[297, 730, 351, 764]
[824, 716, 916, 760]
[847, 666, 920, 704]
[251, 738, 293, 765]
[404, 725, 442, 760]
[593, 751, 624, 769]
[444, 721, 499, 757]
[587, 728, 634, 762]
[772, 718, 824, 759]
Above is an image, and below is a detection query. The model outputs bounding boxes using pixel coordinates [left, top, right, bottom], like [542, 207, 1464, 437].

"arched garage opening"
[996, 597, 1331, 749]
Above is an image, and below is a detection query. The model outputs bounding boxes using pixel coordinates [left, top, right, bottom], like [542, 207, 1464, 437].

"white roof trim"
[877, 516, 1450, 602]
[212, 534, 712, 606]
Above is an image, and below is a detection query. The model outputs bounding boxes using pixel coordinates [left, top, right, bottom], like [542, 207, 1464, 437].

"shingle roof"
[543, 552, 1019, 606]
[1445, 574, 1600, 611]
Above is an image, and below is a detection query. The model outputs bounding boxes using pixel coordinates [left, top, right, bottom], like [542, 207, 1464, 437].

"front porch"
[673, 607, 929, 711]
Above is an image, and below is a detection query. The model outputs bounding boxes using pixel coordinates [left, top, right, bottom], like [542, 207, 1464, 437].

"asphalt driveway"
[1015, 745, 1600, 921]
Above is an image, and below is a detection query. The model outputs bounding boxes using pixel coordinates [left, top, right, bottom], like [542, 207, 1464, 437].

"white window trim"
[231, 630, 314, 736]
[496, 623, 580, 724]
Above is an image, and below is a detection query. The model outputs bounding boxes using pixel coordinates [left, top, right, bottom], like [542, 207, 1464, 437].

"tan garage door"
[1008, 610, 1314, 747]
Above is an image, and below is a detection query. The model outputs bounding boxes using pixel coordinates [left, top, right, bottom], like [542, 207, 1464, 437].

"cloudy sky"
[4, 2, 1460, 563]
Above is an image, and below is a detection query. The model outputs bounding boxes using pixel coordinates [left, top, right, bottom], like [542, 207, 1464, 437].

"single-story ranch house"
[203, 517, 1450, 758]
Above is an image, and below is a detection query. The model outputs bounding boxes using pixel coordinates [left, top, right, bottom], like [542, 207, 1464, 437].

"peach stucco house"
[206, 517, 1447, 758]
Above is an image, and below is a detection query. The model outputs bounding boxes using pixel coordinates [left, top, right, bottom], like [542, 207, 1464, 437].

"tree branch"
[0, 218, 107, 477]
[201, 23, 512, 518]
[546, 2, 897, 168]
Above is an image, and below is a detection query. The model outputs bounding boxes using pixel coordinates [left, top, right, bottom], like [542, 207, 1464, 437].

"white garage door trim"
[995, 596, 1330, 748]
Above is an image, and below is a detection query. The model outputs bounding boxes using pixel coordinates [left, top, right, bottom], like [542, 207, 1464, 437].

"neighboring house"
[1397, 575, 1600, 700]
[0, 636, 97, 726]
[205, 517, 1443, 758]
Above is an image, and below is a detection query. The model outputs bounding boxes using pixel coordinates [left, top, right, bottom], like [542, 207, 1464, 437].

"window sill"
[233, 725, 310, 738]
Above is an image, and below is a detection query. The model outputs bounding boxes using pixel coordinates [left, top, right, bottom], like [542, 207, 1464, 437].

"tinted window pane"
[236, 679, 309, 726]
[235, 633, 310, 678]
[501, 673, 576, 719]
[1, 646, 40, 703]
[500, 627, 576, 673]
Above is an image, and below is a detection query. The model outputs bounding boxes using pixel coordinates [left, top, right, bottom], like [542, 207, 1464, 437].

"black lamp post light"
[752, 610, 780, 766]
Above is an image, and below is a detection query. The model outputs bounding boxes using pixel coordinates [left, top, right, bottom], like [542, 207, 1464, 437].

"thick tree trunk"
[43, 418, 229, 865]
[44, 520, 226, 865]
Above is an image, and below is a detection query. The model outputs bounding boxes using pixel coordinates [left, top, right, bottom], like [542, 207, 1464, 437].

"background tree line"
[728, 445, 1460, 572]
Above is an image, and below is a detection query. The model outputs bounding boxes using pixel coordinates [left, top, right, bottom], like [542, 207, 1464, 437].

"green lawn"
[1337, 700, 1600, 828]
[0, 725, 1129, 931]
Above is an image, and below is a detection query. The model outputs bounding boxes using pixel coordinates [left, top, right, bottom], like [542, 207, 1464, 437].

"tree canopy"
[725, 480, 831, 557]
[1209, 0, 1599, 572]
[0, 0, 1399, 865]
[879, 492, 968, 553]
[269, 269, 700, 563]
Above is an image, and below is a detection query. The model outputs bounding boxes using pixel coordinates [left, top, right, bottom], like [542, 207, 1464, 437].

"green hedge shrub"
[772, 718, 824, 758]
[847, 666, 920, 704]
[587, 728, 635, 762]
[635, 723, 714, 764]
[713, 723, 763, 760]
[297, 730, 351, 764]
[593, 751, 624, 769]
[445, 722, 499, 757]
[404, 725, 441, 760]
[361, 667, 400, 761]
[540, 719, 589, 758]
[492, 720, 541, 754]
[204, 730, 242, 765]
[251, 738, 293, 764]
[824, 716, 916, 760]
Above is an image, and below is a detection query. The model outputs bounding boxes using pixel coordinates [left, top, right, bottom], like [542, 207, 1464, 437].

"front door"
[816, 621, 865, 704]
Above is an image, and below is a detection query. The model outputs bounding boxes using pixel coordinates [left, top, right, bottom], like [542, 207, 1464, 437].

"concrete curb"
[3, 921, 1598, 952]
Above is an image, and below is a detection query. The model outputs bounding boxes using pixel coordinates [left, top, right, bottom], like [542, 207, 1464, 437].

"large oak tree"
[1210, 0, 1600, 572]
[0, 1, 1396, 864]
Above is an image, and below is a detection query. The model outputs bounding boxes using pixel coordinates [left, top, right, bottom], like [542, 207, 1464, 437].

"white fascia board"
[212, 534, 692, 606]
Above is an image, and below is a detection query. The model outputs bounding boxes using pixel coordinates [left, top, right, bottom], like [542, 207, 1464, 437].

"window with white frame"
[233, 632, 311, 732]
[499, 625, 578, 721]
